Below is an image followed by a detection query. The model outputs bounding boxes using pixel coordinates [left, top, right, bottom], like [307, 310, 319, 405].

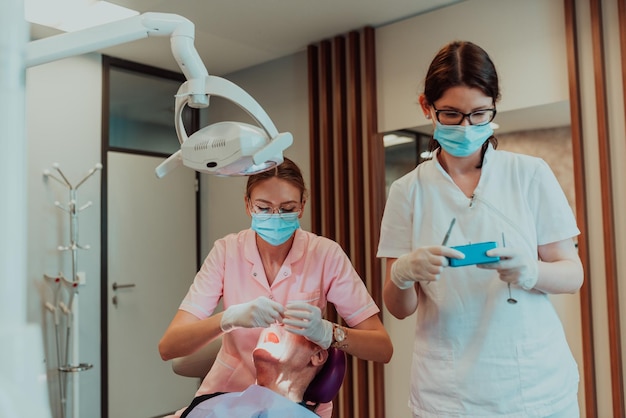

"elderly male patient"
[180, 324, 329, 418]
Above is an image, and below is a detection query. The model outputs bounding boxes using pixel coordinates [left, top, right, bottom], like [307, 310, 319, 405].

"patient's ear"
[311, 349, 329, 367]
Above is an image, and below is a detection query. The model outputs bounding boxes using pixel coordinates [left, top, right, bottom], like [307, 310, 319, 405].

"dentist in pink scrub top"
[160, 157, 392, 418]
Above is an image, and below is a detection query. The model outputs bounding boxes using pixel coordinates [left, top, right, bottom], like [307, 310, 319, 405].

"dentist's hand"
[220, 296, 284, 333]
[391, 246, 465, 289]
[282, 302, 333, 349]
[478, 247, 539, 290]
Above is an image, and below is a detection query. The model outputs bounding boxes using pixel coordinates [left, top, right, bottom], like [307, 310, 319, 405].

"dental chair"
[172, 337, 347, 411]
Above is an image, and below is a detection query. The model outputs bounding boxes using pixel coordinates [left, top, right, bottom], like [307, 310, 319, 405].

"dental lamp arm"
[174, 76, 281, 143]
[25, 11, 293, 179]
[25, 12, 209, 107]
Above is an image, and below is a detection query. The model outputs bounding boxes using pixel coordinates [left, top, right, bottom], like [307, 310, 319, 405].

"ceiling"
[31, 0, 463, 76]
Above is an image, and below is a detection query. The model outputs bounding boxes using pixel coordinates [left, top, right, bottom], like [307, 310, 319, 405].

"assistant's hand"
[220, 296, 284, 333]
[282, 302, 333, 349]
[478, 247, 539, 290]
[391, 246, 465, 289]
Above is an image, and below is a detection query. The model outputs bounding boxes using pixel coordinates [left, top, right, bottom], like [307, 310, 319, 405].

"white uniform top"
[377, 145, 580, 418]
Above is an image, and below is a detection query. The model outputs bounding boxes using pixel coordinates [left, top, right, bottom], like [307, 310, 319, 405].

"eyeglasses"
[250, 200, 301, 221]
[432, 104, 497, 126]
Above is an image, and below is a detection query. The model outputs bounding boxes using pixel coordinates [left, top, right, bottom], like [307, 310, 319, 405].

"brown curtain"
[307, 27, 386, 418]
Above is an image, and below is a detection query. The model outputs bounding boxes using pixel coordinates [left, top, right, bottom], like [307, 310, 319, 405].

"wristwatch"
[331, 324, 347, 348]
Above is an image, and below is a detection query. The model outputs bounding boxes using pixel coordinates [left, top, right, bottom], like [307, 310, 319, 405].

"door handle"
[112, 282, 136, 307]
[112, 282, 136, 291]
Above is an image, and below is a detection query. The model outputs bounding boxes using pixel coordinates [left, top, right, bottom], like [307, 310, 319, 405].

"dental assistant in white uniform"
[377, 41, 583, 418]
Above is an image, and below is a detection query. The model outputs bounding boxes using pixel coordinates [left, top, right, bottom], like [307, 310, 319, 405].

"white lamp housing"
[155, 74, 293, 178]
[181, 121, 282, 176]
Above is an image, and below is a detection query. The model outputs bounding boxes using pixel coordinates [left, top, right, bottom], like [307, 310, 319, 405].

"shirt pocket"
[287, 290, 322, 305]
[518, 334, 579, 406]
[410, 345, 459, 412]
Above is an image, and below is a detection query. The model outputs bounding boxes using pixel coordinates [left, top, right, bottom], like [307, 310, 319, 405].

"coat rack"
[42, 162, 100, 418]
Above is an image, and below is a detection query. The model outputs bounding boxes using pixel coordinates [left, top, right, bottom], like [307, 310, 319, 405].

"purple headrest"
[303, 347, 346, 405]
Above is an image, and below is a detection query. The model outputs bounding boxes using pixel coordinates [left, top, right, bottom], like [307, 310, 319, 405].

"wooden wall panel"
[307, 46, 322, 234]
[563, 1, 597, 416]
[308, 26, 385, 418]
[565, 0, 626, 416]
[363, 26, 386, 418]
[589, 0, 623, 416]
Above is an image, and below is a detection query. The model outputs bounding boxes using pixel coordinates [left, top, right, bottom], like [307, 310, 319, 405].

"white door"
[107, 151, 199, 418]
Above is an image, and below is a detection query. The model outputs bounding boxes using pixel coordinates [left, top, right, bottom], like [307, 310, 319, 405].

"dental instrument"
[502, 233, 517, 304]
[441, 218, 456, 246]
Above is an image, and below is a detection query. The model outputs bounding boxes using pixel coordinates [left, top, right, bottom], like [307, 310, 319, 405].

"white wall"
[26, 54, 102, 417]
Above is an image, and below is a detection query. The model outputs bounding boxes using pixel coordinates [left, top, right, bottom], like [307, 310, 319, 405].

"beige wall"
[499, 127, 575, 215]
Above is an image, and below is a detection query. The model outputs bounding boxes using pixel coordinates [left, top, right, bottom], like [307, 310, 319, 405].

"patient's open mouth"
[265, 332, 280, 344]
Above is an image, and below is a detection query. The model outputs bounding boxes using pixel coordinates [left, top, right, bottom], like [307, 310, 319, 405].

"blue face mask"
[433, 122, 493, 157]
[251, 213, 300, 246]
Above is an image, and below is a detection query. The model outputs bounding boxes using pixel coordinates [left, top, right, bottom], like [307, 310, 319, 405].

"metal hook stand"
[43, 162, 101, 418]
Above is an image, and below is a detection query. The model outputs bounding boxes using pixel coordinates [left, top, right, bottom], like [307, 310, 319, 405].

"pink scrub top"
[180, 228, 379, 398]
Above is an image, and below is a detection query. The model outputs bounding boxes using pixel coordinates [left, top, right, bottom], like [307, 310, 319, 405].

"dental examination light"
[26, 12, 293, 179]
[155, 76, 293, 178]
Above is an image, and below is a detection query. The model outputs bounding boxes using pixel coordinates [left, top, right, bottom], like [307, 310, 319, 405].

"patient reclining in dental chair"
[172, 324, 346, 417]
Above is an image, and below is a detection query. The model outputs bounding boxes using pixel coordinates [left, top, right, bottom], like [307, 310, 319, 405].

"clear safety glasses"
[249, 201, 301, 221]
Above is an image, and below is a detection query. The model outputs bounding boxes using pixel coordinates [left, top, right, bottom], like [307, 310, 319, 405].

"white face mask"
[433, 122, 493, 157]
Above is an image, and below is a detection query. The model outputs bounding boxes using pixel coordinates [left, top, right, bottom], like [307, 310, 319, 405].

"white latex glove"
[391, 246, 465, 289]
[282, 302, 333, 349]
[220, 296, 284, 333]
[478, 247, 539, 290]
